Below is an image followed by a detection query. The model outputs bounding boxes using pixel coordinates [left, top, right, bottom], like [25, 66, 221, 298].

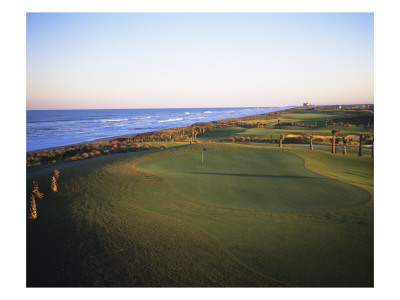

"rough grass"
[27, 142, 373, 287]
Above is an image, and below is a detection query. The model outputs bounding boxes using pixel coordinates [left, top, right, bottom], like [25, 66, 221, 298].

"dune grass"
[27, 141, 373, 287]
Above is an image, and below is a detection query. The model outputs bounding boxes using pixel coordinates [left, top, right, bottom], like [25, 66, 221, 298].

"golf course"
[26, 108, 374, 287]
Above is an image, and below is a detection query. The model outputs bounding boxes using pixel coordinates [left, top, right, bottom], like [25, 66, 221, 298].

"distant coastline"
[27, 106, 292, 152]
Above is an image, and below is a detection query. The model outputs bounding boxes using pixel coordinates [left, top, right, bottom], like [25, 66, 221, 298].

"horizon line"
[26, 103, 374, 111]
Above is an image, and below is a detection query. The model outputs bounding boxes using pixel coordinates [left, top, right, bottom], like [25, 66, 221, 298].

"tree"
[358, 134, 364, 156]
[335, 136, 340, 153]
[279, 133, 285, 148]
[342, 137, 348, 155]
[331, 129, 340, 153]
[310, 134, 315, 151]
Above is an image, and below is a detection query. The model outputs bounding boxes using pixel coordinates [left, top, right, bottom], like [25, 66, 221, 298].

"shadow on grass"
[177, 171, 332, 180]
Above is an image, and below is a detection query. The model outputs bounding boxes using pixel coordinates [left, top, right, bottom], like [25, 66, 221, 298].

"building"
[303, 102, 311, 107]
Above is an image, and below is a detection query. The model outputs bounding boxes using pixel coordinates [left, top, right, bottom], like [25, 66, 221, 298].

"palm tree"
[358, 134, 364, 156]
[331, 129, 340, 153]
[279, 133, 285, 148]
[310, 134, 315, 150]
[342, 137, 348, 155]
[335, 136, 340, 153]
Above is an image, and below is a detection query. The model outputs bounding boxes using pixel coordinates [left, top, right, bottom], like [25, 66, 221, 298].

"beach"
[27, 106, 291, 152]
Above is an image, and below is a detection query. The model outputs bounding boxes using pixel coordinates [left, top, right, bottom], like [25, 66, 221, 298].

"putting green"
[136, 149, 370, 211]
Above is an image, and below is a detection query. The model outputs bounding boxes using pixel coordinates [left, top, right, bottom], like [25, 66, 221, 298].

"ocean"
[26, 106, 289, 152]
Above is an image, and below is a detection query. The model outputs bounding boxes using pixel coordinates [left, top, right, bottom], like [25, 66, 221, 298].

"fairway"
[136, 149, 370, 211]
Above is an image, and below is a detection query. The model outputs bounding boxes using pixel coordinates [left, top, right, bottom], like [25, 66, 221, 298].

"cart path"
[26, 152, 128, 179]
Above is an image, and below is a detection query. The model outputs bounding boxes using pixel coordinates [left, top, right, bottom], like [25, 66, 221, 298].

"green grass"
[27, 142, 373, 287]
[199, 109, 373, 141]
[198, 125, 373, 141]
[243, 110, 373, 124]
[136, 149, 370, 211]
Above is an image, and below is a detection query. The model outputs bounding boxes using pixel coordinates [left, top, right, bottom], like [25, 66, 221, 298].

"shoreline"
[27, 106, 294, 153]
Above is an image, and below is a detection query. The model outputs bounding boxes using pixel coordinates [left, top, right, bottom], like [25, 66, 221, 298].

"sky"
[26, 13, 374, 110]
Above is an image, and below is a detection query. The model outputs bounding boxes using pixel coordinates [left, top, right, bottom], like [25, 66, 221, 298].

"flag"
[203, 148, 207, 151]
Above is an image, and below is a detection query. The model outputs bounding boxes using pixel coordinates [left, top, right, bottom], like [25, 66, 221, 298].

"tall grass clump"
[28, 181, 43, 220]
[51, 170, 60, 192]
[28, 194, 37, 220]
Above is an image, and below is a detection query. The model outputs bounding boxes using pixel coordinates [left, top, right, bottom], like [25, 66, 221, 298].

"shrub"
[32, 181, 44, 200]
[103, 150, 110, 155]
[160, 144, 167, 149]
[94, 150, 101, 156]
[28, 194, 37, 220]
[82, 153, 89, 159]
[89, 152, 95, 158]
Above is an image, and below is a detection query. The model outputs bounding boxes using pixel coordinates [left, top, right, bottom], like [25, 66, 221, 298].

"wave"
[130, 116, 152, 120]
[203, 111, 212, 114]
[159, 118, 183, 123]
[184, 112, 190, 114]
[98, 119, 129, 123]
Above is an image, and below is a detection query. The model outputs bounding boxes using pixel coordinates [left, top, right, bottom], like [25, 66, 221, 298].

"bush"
[94, 151, 101, 156]
[82, 153, 89, 159]
[160, 144, 167, 149]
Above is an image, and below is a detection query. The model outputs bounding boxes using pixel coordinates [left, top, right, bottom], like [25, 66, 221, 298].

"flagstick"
[202, 151, 204, 165]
